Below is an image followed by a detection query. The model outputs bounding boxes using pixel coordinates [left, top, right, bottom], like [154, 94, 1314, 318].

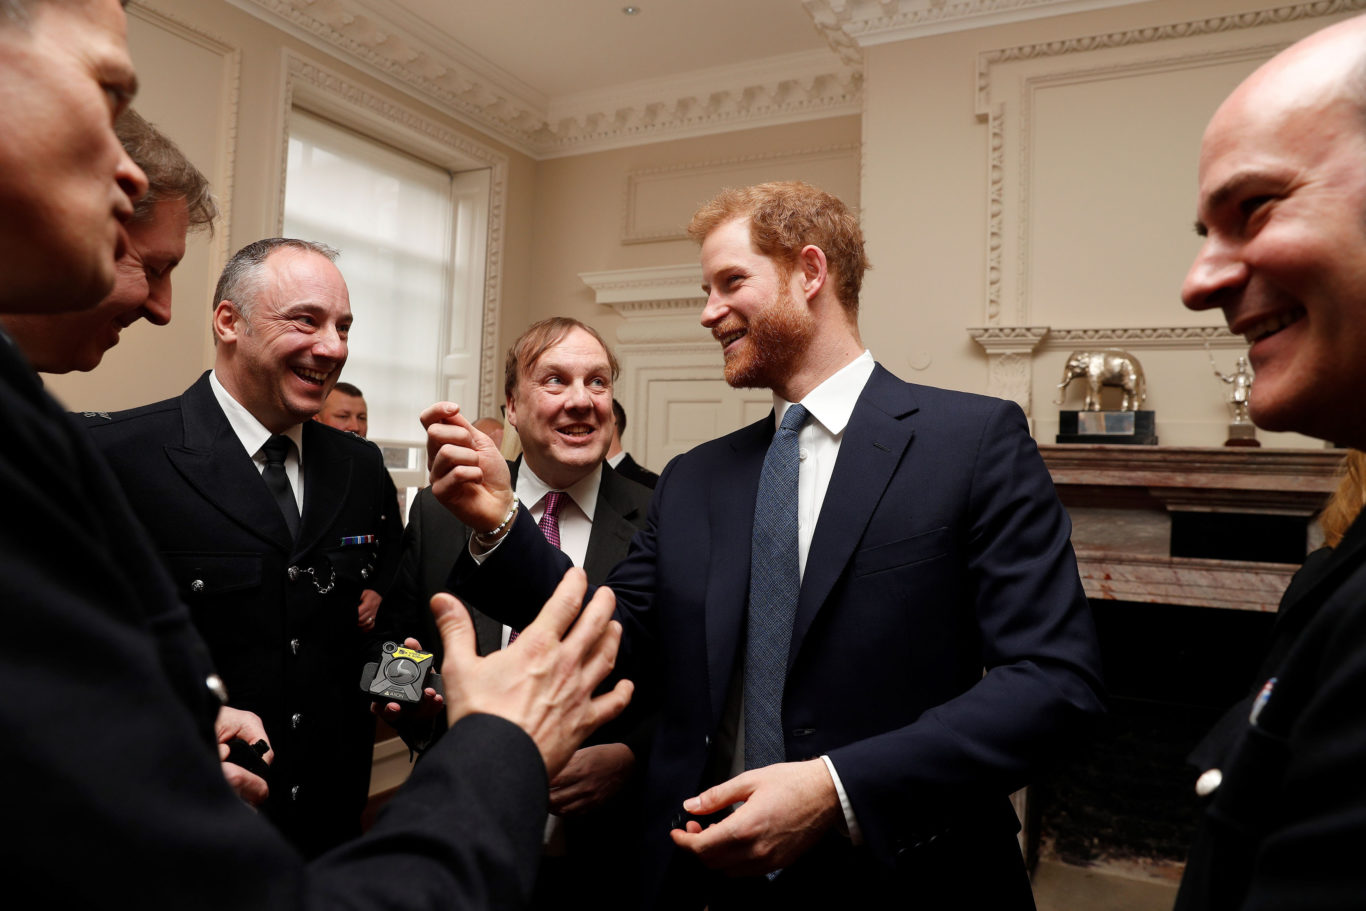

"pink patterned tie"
[509, 491, 566, 643]
[538, 490, 565, 549]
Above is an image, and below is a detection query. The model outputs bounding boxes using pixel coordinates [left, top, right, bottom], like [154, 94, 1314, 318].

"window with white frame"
[283, 108, 488, 457]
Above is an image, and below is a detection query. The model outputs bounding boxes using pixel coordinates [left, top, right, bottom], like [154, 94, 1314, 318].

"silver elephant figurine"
[1054, 348, 1147, 412]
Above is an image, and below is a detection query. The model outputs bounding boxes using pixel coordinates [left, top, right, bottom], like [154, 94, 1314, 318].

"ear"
[212, 300, 241, 344]
[796, 244, 828, 303]
[504, 393, 519, 432]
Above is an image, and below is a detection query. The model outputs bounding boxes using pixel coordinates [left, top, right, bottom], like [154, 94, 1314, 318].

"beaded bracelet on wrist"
[473, 495, 519, 546]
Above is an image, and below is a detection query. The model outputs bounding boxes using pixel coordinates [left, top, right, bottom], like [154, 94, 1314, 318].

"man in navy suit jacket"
[424, 181, 1104, 908]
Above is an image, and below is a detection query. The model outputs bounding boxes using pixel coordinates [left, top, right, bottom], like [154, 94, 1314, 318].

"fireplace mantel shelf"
[1040, 444, 1343, 610]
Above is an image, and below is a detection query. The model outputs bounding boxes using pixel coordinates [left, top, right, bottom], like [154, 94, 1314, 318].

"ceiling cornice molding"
[804, 0, 1152, 46]
[541, 48, 861, 159]
[229, 0, 861, 159]
[229, 0, 545, 151]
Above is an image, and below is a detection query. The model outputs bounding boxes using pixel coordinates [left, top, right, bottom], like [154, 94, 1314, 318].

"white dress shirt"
[497, 460, 602, 649]
[210, 370, 304, 511]
[728, 349, 876, 842]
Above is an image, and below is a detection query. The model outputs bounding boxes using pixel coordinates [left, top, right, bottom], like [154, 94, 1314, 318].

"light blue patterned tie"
[743, 403, 809, 770]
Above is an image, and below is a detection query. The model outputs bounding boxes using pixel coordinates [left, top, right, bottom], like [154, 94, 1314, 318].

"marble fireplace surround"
[1041, 445, 1344, 612]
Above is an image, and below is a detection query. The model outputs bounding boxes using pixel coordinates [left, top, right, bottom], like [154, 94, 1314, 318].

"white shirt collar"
[209, 369, 305, 461]
[773, 349, 875, 435]
[516, 459, 602, 523]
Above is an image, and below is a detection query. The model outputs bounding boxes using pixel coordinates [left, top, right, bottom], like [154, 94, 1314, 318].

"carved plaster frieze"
[230, 0, 860, 159]
[581, 265, 705, 306]
[804, 0, 1149, 48]
[1041, 326, 1243, 351]
[968, 326, 1047, 412]
[974, 0, 1366, 114]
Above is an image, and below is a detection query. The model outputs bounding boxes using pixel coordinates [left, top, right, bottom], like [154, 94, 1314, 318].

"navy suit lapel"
[705, 416, 771, 722]
[791, 366, 919, 667]
[165, 375, 293, 551]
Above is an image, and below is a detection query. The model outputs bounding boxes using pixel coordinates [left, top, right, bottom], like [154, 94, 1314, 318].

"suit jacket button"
[1195, 768, 1222, 797]
[288, 566, 300, 582]
[704, 735, 711, 748]
[205, 674, 229, 705]
[190, 579, 205, 593]
[291, 712, 302, 729]
[290, 785, 300, 801]
[361, 567, 371, 580]
[290, 638, 301, 655]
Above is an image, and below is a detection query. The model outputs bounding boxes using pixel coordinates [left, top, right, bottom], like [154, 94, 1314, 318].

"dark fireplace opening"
[1170, 511, 1310, 564]
[1032, 599, 1279, 871]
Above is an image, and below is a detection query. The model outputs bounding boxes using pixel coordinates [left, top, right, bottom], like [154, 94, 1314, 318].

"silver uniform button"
[1195, 768, 1222, 797]
[291, 712, 302, 728]
[361, 567, 370, 580]
[206, 674, 229, 705]
[287, 566, 300, 582]
[290, 638, 301, 655]
[190, 579, 205, 593]
[290, 785, 300, 801]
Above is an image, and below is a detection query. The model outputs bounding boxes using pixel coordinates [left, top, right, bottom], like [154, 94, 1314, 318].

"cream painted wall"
[860, 0, 1354, 448]
[40, 0, 1356, 455]
[525, 115, 862, 346]
[43, 0, 538, 421]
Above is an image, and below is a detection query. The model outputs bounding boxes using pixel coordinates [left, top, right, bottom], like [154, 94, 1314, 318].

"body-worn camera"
[360, 641, 443, 703]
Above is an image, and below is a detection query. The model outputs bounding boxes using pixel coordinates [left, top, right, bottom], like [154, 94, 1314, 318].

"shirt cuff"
[821, 754, 862, 844]
[468, 531, 505, 563]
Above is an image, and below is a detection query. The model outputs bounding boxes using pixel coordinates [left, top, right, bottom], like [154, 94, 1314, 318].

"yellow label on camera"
[393, 647, 433, 663]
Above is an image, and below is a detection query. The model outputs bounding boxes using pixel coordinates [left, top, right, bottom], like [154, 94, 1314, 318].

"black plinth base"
[1056, 410, 1158, 445]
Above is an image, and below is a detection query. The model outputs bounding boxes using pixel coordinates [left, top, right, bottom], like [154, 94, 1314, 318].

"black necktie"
[261, 434, 300, 540]
[743, 403, 809, 770]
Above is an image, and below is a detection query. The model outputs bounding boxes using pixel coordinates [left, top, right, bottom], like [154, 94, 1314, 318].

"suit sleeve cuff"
[821, 754, 862, 844]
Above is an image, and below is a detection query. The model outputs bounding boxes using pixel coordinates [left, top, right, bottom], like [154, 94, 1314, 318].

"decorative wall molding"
[229, 0, 860, 159]
[130, 2, 240, 293]
[974, 0, 1362, 330]
[1040, 326, 1243, 351]
[622, 143, 861, 244]
[581, 265, 705, 305]
[968, 325, 1244, 411]
[804, 0, 1149, 47]
[974, 0, 1366, 115]
[968, 326, 1047, 413]
[280, 51, 510, 417]
[540, 50, 863, 159]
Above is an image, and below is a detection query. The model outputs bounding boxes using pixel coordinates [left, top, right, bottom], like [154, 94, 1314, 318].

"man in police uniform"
[2, 3, 629, 905]
[313, 379, 401, 634]
[85, 237, 403, 857]
[1176, 13, 1366, 909]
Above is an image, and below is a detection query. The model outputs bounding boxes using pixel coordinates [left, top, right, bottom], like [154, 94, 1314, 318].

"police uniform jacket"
[0, 335, 546, 907]
[84, 370, 402, 857]
[1176, 521, 1366, 911]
